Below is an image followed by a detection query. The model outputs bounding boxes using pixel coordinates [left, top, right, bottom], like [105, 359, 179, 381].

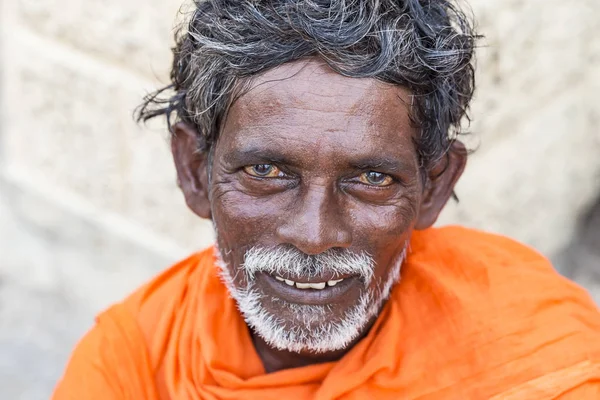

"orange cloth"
[53, 227, 600, 399]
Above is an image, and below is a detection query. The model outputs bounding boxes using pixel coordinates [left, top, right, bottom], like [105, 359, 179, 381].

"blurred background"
[0, 0, 599, 398]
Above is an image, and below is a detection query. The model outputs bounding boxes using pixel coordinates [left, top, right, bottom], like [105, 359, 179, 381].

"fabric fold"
[53, 227, 600, 399]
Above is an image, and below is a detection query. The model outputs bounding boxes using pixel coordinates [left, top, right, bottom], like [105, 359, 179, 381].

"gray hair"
[137, 0, 478, 171]
[242, 245, 375, 284]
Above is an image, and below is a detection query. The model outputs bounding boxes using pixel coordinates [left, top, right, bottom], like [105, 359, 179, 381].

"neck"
[251, 314, 379, 373]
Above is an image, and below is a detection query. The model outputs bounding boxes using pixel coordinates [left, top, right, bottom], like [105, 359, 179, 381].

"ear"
[171, 122, 212, 219]
[415, 141, 467, 229]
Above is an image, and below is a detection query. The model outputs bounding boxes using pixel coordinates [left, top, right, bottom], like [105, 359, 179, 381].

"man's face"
[205, 59, 423, 353]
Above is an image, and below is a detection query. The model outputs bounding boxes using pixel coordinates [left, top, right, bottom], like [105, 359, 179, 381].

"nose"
[276, 184, 352, 255]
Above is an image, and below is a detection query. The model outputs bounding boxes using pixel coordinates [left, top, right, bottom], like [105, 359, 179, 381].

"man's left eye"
[243, 164, 284, 178]
[359, 171, 394, 186]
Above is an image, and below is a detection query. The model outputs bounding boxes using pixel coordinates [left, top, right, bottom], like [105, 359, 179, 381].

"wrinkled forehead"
[228, 59, 414, 130]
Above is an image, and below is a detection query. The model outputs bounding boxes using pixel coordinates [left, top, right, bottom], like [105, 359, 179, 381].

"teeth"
[309, 282, 326, 290]
[295, 282, 327, 290]
[275, 276, 345, 290]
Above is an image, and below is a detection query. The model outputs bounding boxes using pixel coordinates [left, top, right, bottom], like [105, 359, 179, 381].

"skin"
[171, 59, 467, 373]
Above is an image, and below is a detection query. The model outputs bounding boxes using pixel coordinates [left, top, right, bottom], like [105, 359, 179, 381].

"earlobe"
[171, 122, 212, 219]
[415, 141, 467, 229]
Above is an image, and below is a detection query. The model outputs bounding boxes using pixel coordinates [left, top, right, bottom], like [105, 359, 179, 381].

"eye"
[359, 171, 394, 187]
[243, 164, 284, 178]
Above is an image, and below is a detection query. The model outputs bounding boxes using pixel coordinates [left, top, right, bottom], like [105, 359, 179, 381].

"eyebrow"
[351, 157, 414, 173]
[224, 147, 415, 174]
[222, 146, 296, 167]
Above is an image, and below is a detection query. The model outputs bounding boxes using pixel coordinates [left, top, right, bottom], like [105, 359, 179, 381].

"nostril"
[275, 188, 352, 253]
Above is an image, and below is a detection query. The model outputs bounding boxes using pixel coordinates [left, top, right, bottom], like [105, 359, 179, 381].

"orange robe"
[53, 227, 600, 399]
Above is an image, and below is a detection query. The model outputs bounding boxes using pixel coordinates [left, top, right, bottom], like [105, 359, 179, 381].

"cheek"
[350, 193, 418, 244]
[210, 182, 287, 254]
[211, 190, 278, 289]
[367, 228, 411, 294]
[348, 200, 417, 283]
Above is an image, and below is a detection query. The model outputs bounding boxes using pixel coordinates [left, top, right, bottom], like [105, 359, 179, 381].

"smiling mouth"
[256, 272, 362, 305]
[273, 275, 345, 290]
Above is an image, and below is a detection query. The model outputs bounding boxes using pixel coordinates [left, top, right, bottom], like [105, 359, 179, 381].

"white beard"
[214, 245, 407, 354]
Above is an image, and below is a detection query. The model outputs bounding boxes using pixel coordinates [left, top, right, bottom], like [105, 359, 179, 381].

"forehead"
[220, 59, 416, 158]
[246, 59, 406, 107]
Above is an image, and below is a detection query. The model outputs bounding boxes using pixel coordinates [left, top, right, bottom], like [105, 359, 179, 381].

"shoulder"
[406, 226, 595, 303]
[409, 225, 552, 267]
[405, 226, 600, 326]
[401, 226, 600, 397]
[53, 248, 216, 399]
[122, 247, 214, 314]
[52, 302, 158, 399]
[120, 247, 216, 365]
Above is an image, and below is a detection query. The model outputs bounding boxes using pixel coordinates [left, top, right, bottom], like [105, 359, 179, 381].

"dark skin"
[171, 59, 467, 373]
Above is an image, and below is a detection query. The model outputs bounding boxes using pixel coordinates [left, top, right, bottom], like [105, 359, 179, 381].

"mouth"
[274, 275, 345, 290]
[255, 272, 362, 306]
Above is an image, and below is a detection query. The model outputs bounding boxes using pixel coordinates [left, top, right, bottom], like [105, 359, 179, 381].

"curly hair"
[137, 0, 478, 172]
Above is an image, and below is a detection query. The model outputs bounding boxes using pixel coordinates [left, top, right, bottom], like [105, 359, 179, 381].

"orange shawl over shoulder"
[53, 227, 600, 399]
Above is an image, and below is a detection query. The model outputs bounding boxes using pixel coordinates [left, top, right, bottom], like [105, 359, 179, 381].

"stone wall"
[0, 0, 599, 398]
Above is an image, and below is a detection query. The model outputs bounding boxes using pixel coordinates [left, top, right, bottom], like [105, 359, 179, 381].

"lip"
[256, 272, 362, 305]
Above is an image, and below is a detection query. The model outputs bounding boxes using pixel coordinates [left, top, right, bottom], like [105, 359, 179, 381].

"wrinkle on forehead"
[235, 58, 412, 118]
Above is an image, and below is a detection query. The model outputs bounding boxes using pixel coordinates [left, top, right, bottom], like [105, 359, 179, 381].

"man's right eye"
[243, 164, 284, 178]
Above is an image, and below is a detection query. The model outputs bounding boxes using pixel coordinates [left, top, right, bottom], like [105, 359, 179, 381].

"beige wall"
[1, 0, 599, 398]
[439, 0, 600, 254]
[1, 0, 213, 254]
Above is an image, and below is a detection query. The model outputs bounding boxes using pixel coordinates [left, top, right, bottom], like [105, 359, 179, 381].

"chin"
[239, 286, 377, 354]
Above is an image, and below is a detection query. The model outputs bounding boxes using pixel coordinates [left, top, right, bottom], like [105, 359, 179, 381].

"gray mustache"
[242, 246, 375, 283]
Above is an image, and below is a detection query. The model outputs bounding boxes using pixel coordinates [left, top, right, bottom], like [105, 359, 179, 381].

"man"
[53, 0, 600, 399]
